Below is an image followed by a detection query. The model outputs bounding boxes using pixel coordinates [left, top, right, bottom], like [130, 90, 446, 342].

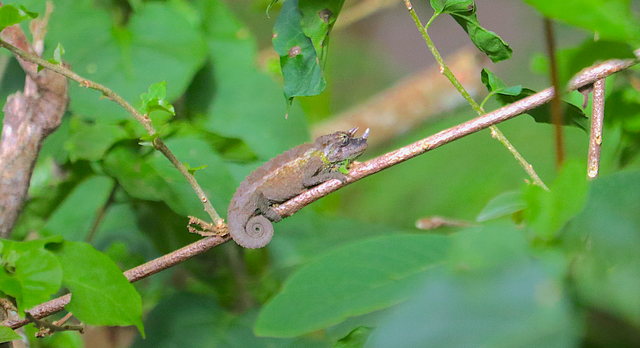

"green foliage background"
[1, 0, 640, 347]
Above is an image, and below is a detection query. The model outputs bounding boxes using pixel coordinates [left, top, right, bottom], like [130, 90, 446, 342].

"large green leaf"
[0, 326, 21, 344]
[202, 0, 309, 159]
[368, 263, 580, 347]
[369, 224, 581, 347]
[269, 210, 403, 270]
[12, 249, 62, 312]
[105, 137, 236, 219]
[65, 116, 130, 162]
[524, 0, 640, 42]
[43, 176, 115, 241]
[36, 0, 206, 123]
[255, 234, 451, 337]
[476, 190, 525, 222]
[0, 244, 62, 314]
[562, 169, 640, 326]
[272, 0, 325, 102]
[0, 4, 37, 32]
[299, 0, 345, 64]
[523, 160, 589, 240]
[132, 293, 329, 348]
[50, 241, 144, 335]
[0, 238, 63, 314]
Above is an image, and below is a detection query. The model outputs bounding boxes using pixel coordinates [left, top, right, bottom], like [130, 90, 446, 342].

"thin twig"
[544, 18, 565, 168]
[403, 0, 548, 190]
[2, 51, 637, 332]
[25, 313, 84, 337]
[588, 78, 605, 179]
[85, 184, 118, 243]
[0, 38, 222, 226]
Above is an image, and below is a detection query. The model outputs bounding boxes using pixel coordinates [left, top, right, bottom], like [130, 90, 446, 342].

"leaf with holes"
[273, 0, 326, 103]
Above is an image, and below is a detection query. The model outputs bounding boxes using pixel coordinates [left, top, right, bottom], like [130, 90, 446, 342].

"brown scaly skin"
[228, 128, 369, 248]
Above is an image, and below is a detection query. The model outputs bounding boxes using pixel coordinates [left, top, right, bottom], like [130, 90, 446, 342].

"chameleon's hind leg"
[252, 191, 282, 222]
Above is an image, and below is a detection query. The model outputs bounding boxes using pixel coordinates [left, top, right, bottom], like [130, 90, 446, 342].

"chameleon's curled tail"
[230, 215, 274, 249]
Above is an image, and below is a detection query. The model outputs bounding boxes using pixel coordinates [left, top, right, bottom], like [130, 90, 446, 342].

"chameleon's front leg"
[301, 157, 347, 187]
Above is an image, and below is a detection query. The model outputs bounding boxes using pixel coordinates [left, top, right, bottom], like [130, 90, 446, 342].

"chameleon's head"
[315, 127, 369, 163]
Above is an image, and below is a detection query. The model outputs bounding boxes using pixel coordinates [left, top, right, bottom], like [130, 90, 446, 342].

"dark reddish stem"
[544, 18, 565, 168]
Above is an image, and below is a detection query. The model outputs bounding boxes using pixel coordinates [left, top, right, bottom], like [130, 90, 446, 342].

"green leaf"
[0, 236, 63, 255]
[43, 1, 206, 123]
[562, 169, 640, 325]
[299, 0, 345, 64]
[184, 163, 208, 175]
[43, 176, 115, 241]
[255, 234, 451, 337]
[524, 0, 640, 42]
[50, 241, 144, 336]
[105, 138, 236, 219]
[606, 86, 640, 132]
[447, 225, 531, 274]
[369, 224, 581, 347]
[430, 0, 474, 15]
[273, 0, 326, 101]
[52, 42, 65, 63]
[0, 326, 21, 344]
[13, 249, 62, 313]
[0, 238, 63, 314]
[269, 211, 404, 271]
[440, 3, 512, 63]
[511, 88, 588, 130]
[0, 4, 37, 33]
[134, 293, 317, 347]
[523, 160, 589, 240]
[480, 68, 522, 96]
[203, 0, 309, 159]
[140, 81, 175, 117]
[368, 263, 580, 347]
[40, 42, 66, 72]
[334, 326, 372, 348]
[477, 190, 526, 222]
[65, 116, 130, 162]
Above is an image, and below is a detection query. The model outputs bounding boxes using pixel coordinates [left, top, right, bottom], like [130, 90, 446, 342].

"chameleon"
[227, 127, 369, 249]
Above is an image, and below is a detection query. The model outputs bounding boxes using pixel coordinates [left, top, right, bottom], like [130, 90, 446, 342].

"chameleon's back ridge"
[227, 128, 369, 248]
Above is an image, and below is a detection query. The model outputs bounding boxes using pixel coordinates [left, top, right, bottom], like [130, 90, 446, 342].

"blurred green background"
[1, 0, 640, 347]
